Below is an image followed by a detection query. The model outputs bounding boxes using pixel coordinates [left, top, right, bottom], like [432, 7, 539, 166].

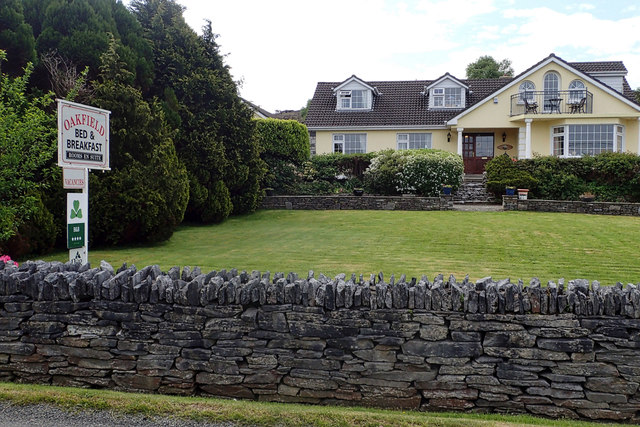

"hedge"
[486, 152, 640, 202]
[364, 149, 464, 196]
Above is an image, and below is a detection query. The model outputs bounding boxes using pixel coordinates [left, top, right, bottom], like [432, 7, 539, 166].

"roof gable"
[447, 53, 640, 125]
[333, 75, 380, 95]
[425, 73, 469, 91]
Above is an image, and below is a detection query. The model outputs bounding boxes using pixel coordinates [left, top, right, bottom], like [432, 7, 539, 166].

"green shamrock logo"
[71, 200, 82, 219]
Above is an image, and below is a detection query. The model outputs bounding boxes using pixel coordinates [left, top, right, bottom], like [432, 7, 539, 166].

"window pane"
[351, 90, 365, 108]
[567, 124, 614, 156]
[344, 134, 366, 154]
[475, 135, 494, 157]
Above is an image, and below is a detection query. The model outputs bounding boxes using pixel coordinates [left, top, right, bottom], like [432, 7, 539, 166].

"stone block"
[401, 340, 482, 358]
[538, 338, 594, 353]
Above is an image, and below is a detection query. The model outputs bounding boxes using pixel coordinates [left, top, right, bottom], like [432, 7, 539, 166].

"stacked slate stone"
[1, 261, 640, 317]
[1, 260, 640, 423]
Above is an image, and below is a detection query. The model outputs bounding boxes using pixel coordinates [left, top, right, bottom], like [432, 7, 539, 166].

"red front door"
[463, 133, 494, 174]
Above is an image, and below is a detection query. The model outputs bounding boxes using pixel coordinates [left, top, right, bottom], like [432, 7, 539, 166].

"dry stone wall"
[503, 195, 640, 216]
[262, 195, 453, 211]
[1, 259, 640, 423]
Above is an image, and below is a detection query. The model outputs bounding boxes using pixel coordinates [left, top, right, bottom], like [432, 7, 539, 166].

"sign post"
[58, 100, 110, 265]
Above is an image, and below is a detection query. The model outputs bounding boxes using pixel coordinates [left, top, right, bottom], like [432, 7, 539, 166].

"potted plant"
[505, 186, 516, 196]
[517, 188, 529, 200]
[264, 188, 274, 196]
[353, 188, 364, 196]
[580, 191, 595, 202]
[442, 184, 452, 195]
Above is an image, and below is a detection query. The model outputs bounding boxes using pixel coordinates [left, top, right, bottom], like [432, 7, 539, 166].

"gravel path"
[0, 402, 234, 427]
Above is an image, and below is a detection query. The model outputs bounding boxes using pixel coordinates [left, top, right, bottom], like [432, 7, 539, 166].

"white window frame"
[568, 80, 586, 103]
[336, 89, 370, 111]
[431, 87, 462, 108]
[333, 133, 366, 154]
[396, 133, 432, 150]
[543, 72, 560, 112]
[550, 124, 624, 157]
[518, 81, 536, 104]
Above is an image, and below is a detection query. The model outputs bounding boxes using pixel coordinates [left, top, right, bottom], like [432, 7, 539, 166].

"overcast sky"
[165, 0, 640, 113]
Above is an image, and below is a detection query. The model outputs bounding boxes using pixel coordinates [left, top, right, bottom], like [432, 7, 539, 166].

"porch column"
[457, 128, 464, 156]
[525, 119, 532, 159]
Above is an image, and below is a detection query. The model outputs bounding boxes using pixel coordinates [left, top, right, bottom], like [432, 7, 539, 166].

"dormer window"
[432, 87, 463, 108]
[337, 89, 370, 110]
[425, 74, 467, 110]
[333, 75, 377, 111]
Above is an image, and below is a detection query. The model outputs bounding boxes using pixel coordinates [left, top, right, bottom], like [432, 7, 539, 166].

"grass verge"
[35, 210, 640, 285]
[0, 382, 625, 427]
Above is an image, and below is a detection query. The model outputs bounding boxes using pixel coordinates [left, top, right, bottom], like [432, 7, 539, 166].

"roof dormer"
[424, 73, 468, 110]
[333, 75, 379, 111]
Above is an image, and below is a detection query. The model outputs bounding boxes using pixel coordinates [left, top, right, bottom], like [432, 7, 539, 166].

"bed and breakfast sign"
[57, 99, 111, 264]
[57, 99, 110, 170]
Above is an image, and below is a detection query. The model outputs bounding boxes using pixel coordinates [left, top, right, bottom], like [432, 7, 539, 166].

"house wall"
[456, 62, 640, 155]
[315, 129, 453, 155]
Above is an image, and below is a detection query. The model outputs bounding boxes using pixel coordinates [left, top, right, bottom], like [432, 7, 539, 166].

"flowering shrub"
[364, 149, 463, 196]
[0, 255, 18, 267]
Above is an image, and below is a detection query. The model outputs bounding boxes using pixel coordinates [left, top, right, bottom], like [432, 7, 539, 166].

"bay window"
[551, 124, 624, 157]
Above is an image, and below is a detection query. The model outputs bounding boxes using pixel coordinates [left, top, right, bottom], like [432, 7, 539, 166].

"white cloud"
[139, 0, 640, 110]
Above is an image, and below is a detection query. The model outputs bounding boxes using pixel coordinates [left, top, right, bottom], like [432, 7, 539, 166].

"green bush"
[485, 154, 537, 197]
[364, 149, 463, 196]
[3, 192, 57, 258]
[257, 118, 310, 192]
[486, 152, 640, 202]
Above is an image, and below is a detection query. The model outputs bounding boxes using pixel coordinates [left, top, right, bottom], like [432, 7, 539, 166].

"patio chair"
[569, 97, 586, 113]
[524, 98, 538, 114]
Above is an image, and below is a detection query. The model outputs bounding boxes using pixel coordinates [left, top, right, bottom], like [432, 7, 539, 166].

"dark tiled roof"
[569, 61, 627, 73]
[305, 78, 512, 128]
[307, 55, 640, 128]
[271, 110, 303, 122]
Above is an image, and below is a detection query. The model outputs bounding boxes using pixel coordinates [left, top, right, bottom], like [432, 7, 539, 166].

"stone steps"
[454, 175, 495, 204]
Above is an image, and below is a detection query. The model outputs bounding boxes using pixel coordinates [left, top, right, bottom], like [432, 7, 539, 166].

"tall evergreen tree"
[22, 0, 153, 92]
[0, 0, 36, 76]
[131, 0, 263, 221]
[89, 37, 189, 244]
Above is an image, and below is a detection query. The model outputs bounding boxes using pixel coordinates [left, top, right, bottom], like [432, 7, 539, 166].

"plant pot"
[580, 196, 594, 202]
[517, 189, 529, 200]
[506, 187, 515, 196]
[353, 189, 364, 196]
[265, 188, 274, 196]
[442, 186, 452, 195]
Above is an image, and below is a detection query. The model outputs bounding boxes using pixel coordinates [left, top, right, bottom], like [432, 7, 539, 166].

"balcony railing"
[510, 90, 593, 116]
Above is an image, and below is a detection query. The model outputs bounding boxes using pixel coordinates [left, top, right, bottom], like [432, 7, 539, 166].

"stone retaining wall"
[262, 195, 453, 211]
[1, 260, 640, 423]
[503, 195, 640, 216]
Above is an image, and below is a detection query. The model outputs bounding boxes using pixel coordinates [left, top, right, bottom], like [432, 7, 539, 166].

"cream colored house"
[305, 54, 640, 174]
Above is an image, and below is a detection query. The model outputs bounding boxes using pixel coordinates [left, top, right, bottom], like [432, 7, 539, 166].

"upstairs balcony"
[510, 90, 593, 116]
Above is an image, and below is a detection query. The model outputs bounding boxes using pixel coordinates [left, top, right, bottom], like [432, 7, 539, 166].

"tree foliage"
[256, 118, 309, 192]
[89, 38, 189, 244]
[0, 0, 36, 77]
[0, 50, 57, 254]
[466, 55, 514, 79]
[131, 1, 262, 221]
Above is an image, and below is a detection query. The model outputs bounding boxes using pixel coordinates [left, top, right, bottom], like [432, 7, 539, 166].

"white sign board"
[62, 168, 86, 189]
[69, 247, 88, 265]
[58, 99, 110, 170]
[67, 193, 88, 225]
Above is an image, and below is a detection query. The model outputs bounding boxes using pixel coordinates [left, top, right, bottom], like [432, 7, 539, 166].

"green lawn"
[35, 209, 640, 285]
[0, 382, 625, 427]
